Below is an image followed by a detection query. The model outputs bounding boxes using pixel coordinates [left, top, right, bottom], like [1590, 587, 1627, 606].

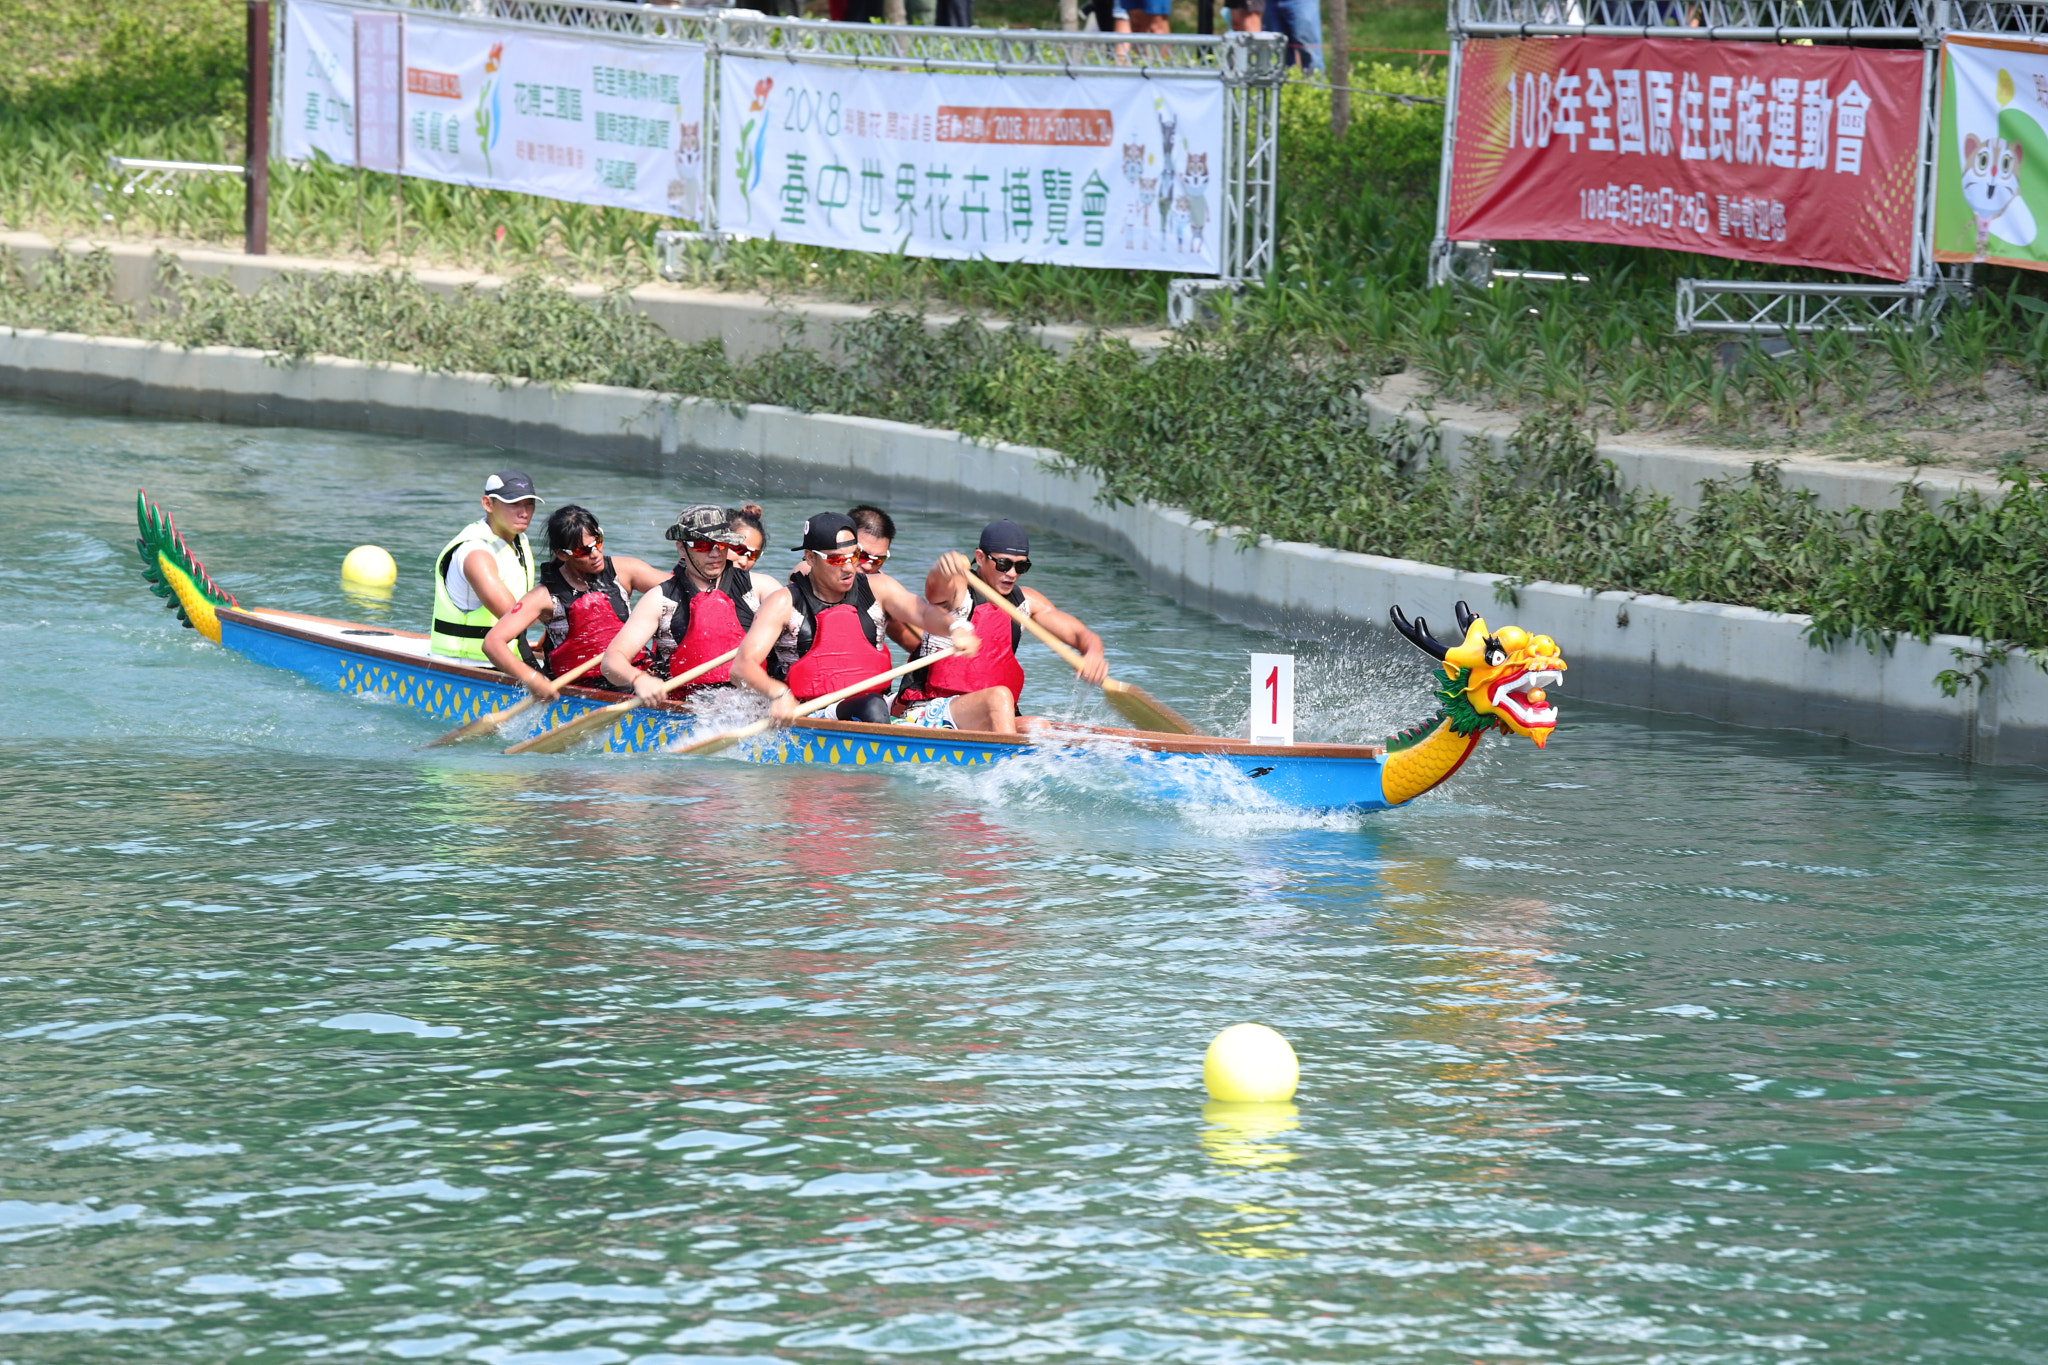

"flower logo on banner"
[476, 42, 505, 176]
[737, 76, 774, 220]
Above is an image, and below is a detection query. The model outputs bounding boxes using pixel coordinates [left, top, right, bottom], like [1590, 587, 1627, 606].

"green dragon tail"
[136, 491, 239, 643]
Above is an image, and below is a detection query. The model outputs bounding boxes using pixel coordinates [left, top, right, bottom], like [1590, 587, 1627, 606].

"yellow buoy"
[341, 544, 398, 589]
[1202, 1023, 1299, 1103]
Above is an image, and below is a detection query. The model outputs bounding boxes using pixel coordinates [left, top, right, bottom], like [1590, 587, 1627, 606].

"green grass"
[9, 245, 2048, 678]
[11, 0, 2048, 464]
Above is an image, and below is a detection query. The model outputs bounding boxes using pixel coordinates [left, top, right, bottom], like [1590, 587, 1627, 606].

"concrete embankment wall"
[5, 232, 2004, 514]
[4, 326, 2042, 766]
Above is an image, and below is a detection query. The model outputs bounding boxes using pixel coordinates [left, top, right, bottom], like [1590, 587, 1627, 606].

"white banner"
[717, 57, 1223, 273]
[280, 0, 357, 166]
[400, 16, 706, 219]
[279, 3, 707, 220]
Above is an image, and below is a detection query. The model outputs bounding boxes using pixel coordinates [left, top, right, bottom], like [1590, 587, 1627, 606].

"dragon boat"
[136, 494, 1568, 812]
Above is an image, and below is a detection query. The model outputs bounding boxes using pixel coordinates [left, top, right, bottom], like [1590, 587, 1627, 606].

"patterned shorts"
[895, 697, 957, 730]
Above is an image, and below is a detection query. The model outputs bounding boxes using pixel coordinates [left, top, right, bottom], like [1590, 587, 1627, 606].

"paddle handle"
[585, 646, 746, 724]
[792, 647, 954, 719]
[965, 572, 1089, 675]
[668, 648, 954, 757]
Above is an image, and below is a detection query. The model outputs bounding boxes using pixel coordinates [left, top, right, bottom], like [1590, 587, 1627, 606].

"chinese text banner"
[1447, 37, 1923, 281]
[718, 57, 1224, 273]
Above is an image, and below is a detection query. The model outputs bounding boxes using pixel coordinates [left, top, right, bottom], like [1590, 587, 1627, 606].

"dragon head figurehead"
[1391, 600, 1566, 746]
[1381, 602, 1567, 808]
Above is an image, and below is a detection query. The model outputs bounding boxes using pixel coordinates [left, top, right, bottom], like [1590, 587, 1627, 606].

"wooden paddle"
[964, 573, 1200, 735]
[502, 648, 742, 756]
[667, 648, 955, 759]
[422, 655, 604, 748]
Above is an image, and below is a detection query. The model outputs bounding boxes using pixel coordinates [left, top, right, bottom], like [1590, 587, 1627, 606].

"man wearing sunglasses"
[894, 519, 1106, 735]
[482, 504, 669, 700]
[732, 512, 978, 726]
[601, 504, 787, 705]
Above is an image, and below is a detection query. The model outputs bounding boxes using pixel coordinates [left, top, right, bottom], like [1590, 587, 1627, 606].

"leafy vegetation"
[8, 246, 2048, 669]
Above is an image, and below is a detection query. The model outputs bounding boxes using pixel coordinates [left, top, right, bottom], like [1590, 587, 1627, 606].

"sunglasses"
[686, 539, 730, 555]
[730, 543, 761, 562]
[816, 549, 860, 567]
[558, 536, 604, 558]
[985, 555, 1031, 575]
[856, 550, 889, 568]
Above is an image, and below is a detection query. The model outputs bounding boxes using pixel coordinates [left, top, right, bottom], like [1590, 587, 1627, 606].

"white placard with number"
[1249, 653, 1294, 746]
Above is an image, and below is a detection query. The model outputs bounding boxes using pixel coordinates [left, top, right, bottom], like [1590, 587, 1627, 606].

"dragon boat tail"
[135, 493, 1567, 812]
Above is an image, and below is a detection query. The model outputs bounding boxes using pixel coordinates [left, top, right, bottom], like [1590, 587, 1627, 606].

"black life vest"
[539, 557, 633, 679]
[782, 571, 890, 702]
[659, 562, 758, 685]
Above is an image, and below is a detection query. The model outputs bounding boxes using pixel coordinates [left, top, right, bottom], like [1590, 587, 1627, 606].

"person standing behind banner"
[1268, 0, 1321, 69]
[1224, 0, 1263, 30]
[933, 0, 972, 25]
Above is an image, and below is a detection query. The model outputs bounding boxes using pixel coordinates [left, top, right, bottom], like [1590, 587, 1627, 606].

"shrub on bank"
[6, 247, 2047, 673]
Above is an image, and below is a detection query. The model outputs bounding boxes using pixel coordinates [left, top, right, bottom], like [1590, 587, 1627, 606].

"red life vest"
[902, 577, 1026, 707]
[660, 563, 758, 685]
[539, 558, 636, 680]
[783, 572, 890, 702]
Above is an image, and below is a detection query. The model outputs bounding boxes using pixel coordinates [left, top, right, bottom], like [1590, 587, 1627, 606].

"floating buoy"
[1203, 1022, 1299, 1103]
[341, 544, 398, 588]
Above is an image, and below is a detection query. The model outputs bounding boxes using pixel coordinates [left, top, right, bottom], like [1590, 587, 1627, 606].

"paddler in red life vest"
[732, 511, 980, 726]
[894, 519, 1106, 735]
[480, 504, 668, 701]
[428, 470, 542, 663]
[601, 503, 788, 706]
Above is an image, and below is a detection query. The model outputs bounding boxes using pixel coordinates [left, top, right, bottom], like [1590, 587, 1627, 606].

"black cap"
[482, 470, 542, 504]
[791, 511, 858, 553]
[978, 519, 1029, 557]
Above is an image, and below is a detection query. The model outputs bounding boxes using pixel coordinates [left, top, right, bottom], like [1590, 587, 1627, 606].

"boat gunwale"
[224, 607, 1386, 761]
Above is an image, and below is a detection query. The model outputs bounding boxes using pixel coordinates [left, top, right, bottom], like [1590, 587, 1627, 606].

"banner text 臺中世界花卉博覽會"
[279, 0, 709, 222]
[1934, 36, 2048, 272]
[1446, 37, 1924, 282]
[716, 56, 1225, 275]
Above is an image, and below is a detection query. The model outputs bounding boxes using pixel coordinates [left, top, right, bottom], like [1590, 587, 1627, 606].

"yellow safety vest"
[429, 519, 535, 662]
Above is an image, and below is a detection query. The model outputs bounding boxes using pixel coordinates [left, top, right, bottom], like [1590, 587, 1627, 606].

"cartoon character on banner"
[1155, 97, 1180, 255]
[669, 120, 703, 221]
[1121, 141, 1148, 251]
[1958, 64, 2041, 261]
[1183, 151, 1209, 255]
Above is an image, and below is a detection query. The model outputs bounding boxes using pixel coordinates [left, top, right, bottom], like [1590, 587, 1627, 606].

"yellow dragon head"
[1390, 602, 1567, 747]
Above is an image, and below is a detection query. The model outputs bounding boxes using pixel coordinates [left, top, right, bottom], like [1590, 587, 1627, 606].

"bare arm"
[1021, 586, 1107, 685]
[603, 589, 669, 703]
[612, 554, 667, 596]
[461, 545, 522, 619]
[731, 593, 798, 724]
[482, 585, 558, 696]
[872, 573, 978, 656]
[925, 552, 971, 610]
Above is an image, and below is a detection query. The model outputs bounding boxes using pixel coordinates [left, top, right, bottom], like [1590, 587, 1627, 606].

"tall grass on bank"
[8, 246, 2048, 673]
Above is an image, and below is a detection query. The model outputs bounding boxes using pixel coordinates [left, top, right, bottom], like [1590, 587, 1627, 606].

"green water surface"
[2, 399, 2046, 1364]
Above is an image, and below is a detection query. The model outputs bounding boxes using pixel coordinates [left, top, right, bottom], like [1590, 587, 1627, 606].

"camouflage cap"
[665, 503, 745, 547]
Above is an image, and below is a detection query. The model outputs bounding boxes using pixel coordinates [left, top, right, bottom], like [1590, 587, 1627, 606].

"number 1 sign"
[1248, 653, 1295, 746]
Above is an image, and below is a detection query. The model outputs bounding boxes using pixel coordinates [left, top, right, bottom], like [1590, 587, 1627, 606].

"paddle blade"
[666, 717, 772, 758]
[504, 701, 633, 755]
[1102, 680, 1201, 735]
[424, 705, 524, 748]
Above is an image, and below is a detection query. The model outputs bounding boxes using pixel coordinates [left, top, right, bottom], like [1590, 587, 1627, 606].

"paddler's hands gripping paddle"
[502, 648, 742, 756]
[423, 655, 604, 748]
[963, 573, 1200, 735]
[667, 648, 956, 759]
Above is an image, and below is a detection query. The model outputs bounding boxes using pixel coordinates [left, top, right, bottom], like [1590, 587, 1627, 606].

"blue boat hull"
[220, 608, 1394, 810]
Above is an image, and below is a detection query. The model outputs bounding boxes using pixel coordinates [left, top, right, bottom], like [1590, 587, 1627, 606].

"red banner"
[1447, 38, 1924, 281]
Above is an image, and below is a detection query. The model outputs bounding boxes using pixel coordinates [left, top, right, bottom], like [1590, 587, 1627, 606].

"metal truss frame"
[101, 155, 246, 197]
[332, 0, 716, 44]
